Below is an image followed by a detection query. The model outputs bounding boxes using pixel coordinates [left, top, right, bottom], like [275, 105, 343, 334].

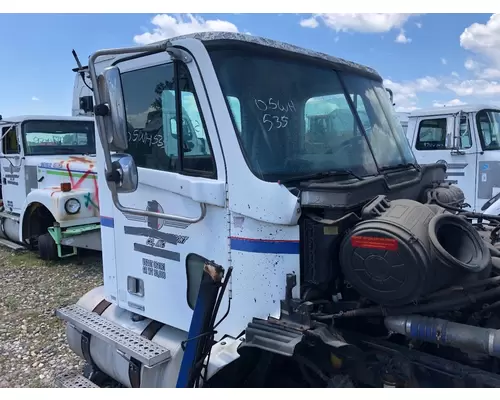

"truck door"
[0, 124, 27, 213]
[101, 53, 228, 332]
[411, 113, 477, 209]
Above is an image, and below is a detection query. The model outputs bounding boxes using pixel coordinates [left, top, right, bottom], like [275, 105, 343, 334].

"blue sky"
[0, 13, 499, 117]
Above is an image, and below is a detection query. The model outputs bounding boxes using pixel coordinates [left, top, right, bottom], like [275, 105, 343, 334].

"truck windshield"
[22, 120, 96, 156]
[477, 109, 500, 151]
[208, 46, 416, 182]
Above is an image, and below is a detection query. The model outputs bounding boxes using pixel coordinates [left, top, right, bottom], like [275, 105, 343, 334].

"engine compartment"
[295, 164, 500, 386]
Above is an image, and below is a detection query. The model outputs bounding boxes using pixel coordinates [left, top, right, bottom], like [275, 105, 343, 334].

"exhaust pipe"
[385, 315, 500, 358]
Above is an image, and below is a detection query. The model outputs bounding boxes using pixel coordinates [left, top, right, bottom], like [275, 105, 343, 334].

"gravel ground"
[0, 246, 103, 388]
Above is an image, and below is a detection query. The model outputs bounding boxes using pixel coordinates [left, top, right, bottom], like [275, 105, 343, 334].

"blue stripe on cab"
[230, 237, 300, 254]
[100, 216, 114, 228]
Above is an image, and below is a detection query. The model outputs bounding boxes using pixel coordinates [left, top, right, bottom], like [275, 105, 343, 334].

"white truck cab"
[0, 115, 102, 259]
[53, 32, 498, 389]
[405, 104, 500, 212]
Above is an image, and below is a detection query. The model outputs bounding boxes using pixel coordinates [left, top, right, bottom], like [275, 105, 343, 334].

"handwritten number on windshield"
[256, 98, 294, 132]
[128, 129, 164, 149]
[263, 114, 289, 131]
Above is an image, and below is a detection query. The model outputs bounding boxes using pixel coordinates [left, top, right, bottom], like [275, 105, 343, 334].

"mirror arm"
[88, 41, 205, 225]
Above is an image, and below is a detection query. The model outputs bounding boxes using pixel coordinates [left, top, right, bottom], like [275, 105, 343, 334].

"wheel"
[38, 232, 58, 261]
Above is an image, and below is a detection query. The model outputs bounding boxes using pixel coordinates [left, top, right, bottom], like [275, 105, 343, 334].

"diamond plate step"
[55, 372, 99, 388]
[56, 304, 171, 367]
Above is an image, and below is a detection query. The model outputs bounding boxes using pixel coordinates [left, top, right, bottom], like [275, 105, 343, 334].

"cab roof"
[113, 31, 382, 82]
[0, 115, 94, 124]
[408, 104, 500, 118]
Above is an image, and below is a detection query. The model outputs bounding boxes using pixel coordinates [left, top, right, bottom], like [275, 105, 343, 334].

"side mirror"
[100, 66, 128, 151]
[110, 153, 138, 193]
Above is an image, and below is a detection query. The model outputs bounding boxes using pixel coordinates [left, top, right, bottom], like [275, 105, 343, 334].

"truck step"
[0, 237, 25, 251]
[55, 372, 99, 388]
[56, 304, 171, 368]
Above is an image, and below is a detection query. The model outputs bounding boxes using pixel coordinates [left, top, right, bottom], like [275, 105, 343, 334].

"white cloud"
[478, 67, 500, 79]
[441, 57, 447, 65]
[416, 22, 422, 28]
[133, 14, 239, 45]
[300, 13, 418, 34]
[31, 96, 39, 101]
[460, 14, 500, 67]
[395, 30, 412, 44]
[460, 14, 500, 82]
[446, 79, 500, 96]
[384, 76, 440, 112]
[395, 105, 420, 112]
[451, 71, 460, 78]
[433, 99, 467, 108]
[299, 17, 319, 29]
[465, 58, 479, 71]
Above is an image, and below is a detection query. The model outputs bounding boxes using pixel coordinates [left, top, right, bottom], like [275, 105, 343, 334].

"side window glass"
[176, 63, 215, 175]
[121, 62, 216, 177]
[122, 63, 177, 172]
[2, 126, 19, 155]
[416, 118, 447, 150]
[227, 96, 242, 133]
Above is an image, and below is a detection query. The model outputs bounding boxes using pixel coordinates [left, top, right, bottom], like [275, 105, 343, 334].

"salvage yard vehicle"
[0, 115, 101, 259]
[404, 104, 500, 213]
[55, 32, 500, 388]
[396, 111, 409, 134]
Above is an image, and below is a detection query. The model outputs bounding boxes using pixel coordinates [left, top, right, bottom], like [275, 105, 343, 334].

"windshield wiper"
[379, 162, 421, 173]
[278, 169, 364, 185]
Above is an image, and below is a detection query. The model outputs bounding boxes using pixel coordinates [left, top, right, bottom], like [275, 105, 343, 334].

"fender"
[19, 187, 101, 240]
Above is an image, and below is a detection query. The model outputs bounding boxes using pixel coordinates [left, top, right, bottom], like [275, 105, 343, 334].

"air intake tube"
[384, 315, 500, 358]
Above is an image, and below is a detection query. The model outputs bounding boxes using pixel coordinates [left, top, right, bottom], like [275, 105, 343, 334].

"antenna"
[72, 49, 93, 93]
[72, 49, 86, 79]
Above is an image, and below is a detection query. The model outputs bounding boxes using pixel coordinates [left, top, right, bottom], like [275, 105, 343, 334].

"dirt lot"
[0, 246, 103, 388]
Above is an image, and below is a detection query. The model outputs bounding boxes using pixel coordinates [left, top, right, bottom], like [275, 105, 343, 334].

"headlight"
[65, 198, 81, 215]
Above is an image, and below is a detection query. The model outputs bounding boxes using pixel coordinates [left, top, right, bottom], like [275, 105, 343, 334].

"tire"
[38, 232, 58, 261]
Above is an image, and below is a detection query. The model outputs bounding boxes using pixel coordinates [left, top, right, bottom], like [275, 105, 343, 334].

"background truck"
[403, 104, 500, 212]
[0, 115, 101, 259]
[396, 111, 409, 135]
[55, 32, 500, 388]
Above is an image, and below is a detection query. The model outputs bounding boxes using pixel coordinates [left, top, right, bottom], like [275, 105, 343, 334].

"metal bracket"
[48, 223, 101, 258]
[166, 47, 192, 63]
[128, 357, 142, 388]
[79, 299, 112, 384]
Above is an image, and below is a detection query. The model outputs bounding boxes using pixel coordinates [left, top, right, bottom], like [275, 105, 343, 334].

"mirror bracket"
[94, 103, 110, 117]
[105, 168, 121, 184]
[166, 47, 192, 63]
[88, 42, 207, 224]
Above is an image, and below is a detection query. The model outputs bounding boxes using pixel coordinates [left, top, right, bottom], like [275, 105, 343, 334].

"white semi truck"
[0, 114, 102, 259]
[54, 32, 500, 388]
[402, 104, 500, 214]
